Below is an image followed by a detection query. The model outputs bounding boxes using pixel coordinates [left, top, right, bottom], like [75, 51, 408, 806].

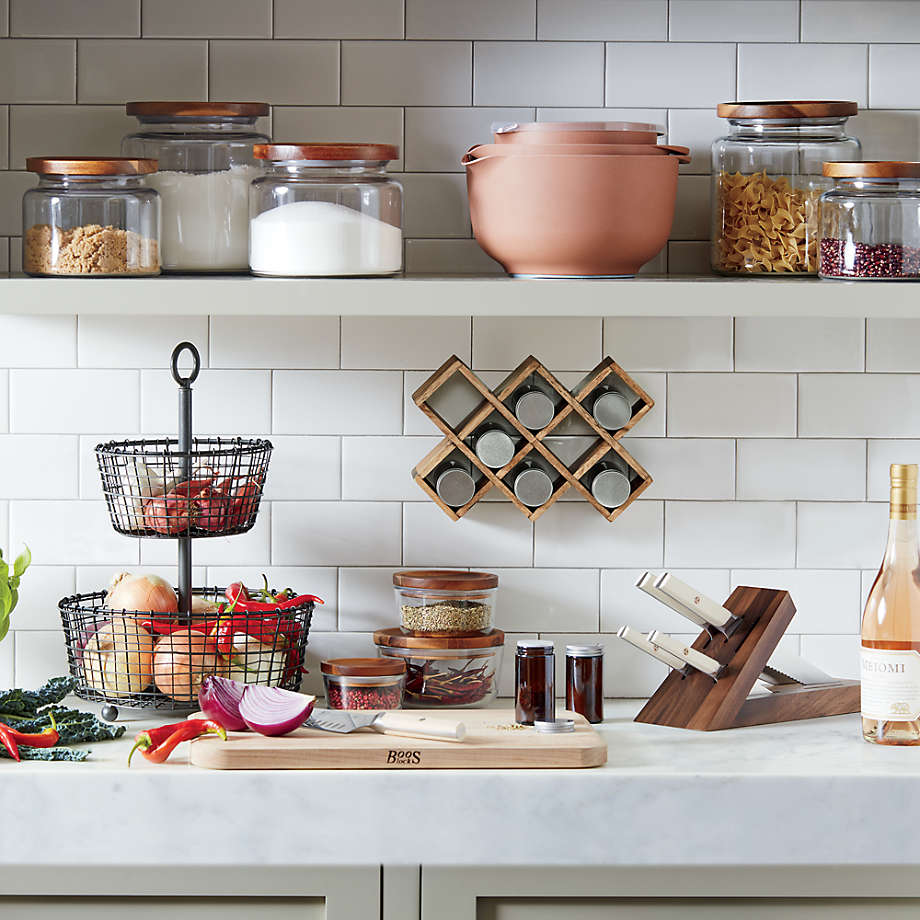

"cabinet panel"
[4, 898, 324, 919]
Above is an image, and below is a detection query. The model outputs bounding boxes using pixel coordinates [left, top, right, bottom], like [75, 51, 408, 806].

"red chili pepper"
[228, 594, 322, 613]
[0, 724, 21, 761]
[225, 583, 249, 609]
[5, 712, 59, 748]
[213, 613, 286, 657]
[128, 718, 226, 766]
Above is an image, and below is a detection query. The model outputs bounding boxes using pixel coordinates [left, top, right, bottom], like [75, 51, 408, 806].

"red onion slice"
[198, 675, 247, 731]
[238, 685, 316, 736]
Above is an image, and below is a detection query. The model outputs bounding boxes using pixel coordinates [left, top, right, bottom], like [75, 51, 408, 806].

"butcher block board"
[189, 709, 607, 770]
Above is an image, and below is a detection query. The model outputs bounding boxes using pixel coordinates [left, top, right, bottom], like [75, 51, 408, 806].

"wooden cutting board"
[189, 709, 607, 770]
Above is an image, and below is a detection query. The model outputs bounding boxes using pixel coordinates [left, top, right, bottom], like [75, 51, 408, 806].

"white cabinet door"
[5, 898, 325, 919]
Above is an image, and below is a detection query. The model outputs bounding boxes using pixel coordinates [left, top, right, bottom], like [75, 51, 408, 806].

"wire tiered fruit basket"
[59, 342, 315, 711]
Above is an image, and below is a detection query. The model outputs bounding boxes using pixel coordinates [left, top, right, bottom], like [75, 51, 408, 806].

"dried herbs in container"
[393, 570, 498, 636]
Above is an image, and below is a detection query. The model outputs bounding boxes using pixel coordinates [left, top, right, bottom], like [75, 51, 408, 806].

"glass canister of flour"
[249, 143, 403, 276]
[122, 101, 269, 272]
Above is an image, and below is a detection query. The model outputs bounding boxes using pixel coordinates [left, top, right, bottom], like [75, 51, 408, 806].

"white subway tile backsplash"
[0, 500, 7, 545]
[603, 317, 731, 371]
[866, 319, 920, 372]
[739, 43, 868, 107]
[274, 501, 402, 566]
[263, 435, 341, 501]
[799, 374, 920, 438]
[141, 507, 271, 566]
[668, 373, 796, 438]
[602, 631, 674, 698]
[142, 0, 270, 38]
[669, 1, 799, 42]
[737, 439, 866, 501]
[78, 315, 207, 369]
[868, 440, 920, 501]
[735, 318, 864, 372]
[11, 500, 134, 565]
[797, 502, 889, 569]
[407, 0, 535, 39]
[629, 373, 666, 437]
[667, 241, 710, 274]
[0, 39, 75, 102]
[275, 0, 402, 38]
[0, 435, 77, 499]
[12, 0, 139, 37]
[274, 370, 403, 435]
[670, 174, 710, 241]
[0, 371, 7, 433]
[474, 42, 605, 107]
[0, 315, 75, 367]
[667, 108, 723, 175]
[534, 500, 663, 568]
[600, 567, 730, 633]
[343, 436, 441, 501]
[338, 566, 399, 632]
[0, 109, 6, 170]
[537, 106, 667, 127]
[473, 316, 602, 371]
[623, 438, 734, 500]
[0, 170, 32, 237]
[209, 316, 339, 370]
[403, 371, 444, 436]
[405, 239, 503, 275]
[538, 0, 666, 40]
[800, 635, 859, 681]
[302, 631, 378, 697]
[141, 369, 270, 435]
[342, 317, 470, 370]
[10, 369, 138, 434]
[606, 43, 735, 107]
[803, 0, 920, 43]
[342, 41, 471, 106]
[13, 565, 74, 630]
[14, 631, 68, 689]
[492, 567, 600, 632]
[74, 564, 205, 595]
[210, 40, 339, 106]
[730, 569, 861, 635]
[77, 39, 207, 104]
[665, 501, 796, 568]
[400, 173, 471, 239]
[0, 0, 6, 36]
[851, 110, 920, 162]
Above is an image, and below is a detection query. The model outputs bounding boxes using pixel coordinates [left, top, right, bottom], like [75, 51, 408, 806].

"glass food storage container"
[321, 658, 406, 710]
[374, 628, 505, 709]
[393, 570, 498, 636]
[819, 161, 920, 280]
[122, 101, 269, 273]
[249, 143, 402, 277]
[712, 101, 860, 275]
[22, 157, 160, 276]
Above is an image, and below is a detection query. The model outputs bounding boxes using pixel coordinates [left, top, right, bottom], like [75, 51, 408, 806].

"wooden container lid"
[823, 160, 920, 178]
[26, 156, 158, 176]
[393, 570, 498, 591]
[717, 100, 858, 119]
[253, 143, 399, 162]
[321, 657, 406, 677]
[374, 628, 505, 650]
[126, 101, 269, 117]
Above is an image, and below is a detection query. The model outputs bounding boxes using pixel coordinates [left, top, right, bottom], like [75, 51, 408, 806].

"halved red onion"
[238, 685, 316, 736]
[198, 675, 247, 731]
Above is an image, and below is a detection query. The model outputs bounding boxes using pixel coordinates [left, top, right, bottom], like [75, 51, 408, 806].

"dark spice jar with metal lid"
[515, 639, 555, 725]
[321, 657, 406, 710]
[565, 644, 604, 724]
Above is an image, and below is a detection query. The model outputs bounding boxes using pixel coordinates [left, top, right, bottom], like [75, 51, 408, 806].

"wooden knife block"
[635, 585, 860, 731]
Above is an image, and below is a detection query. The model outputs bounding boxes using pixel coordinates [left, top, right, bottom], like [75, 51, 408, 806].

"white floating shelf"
[0, 273, 911, 317]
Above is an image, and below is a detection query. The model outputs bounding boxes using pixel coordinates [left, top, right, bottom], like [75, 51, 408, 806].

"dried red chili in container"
[321, 658, 406, 710]
[373, 628, 504, 708]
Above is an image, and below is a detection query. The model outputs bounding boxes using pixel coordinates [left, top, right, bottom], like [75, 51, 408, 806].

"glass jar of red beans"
[820, 161, 920, 280]
[321, 658, 406, 710]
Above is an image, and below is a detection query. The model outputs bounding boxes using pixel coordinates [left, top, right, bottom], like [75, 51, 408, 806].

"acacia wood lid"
[126, 101, 269, 117]
[253, 142, 399, 162]
[26, 156, 158, 175]
[374, 627, 505, 650]
[717, 100, 858, 119]
[393, 570, 498, 591]
[824, 160, 920, 178]
[321, 657, 406, 677]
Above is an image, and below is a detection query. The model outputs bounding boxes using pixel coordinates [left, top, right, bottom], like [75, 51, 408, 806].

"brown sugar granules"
[714, 170, 823, 274]
[24, 223, 159, 275]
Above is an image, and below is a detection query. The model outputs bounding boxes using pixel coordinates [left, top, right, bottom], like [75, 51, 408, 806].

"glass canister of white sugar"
[249, 143, 403, 277]
[122, 101, 269, 273]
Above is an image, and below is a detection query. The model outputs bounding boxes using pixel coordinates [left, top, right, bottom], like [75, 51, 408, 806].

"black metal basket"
[96, 437, 272, 539]
[59, 587, 314, 711]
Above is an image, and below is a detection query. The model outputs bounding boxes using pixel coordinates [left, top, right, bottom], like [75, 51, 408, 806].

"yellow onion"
[83, 620, 155, 696]
[153, 632, 219, 702]
[106, 572, 178, 615]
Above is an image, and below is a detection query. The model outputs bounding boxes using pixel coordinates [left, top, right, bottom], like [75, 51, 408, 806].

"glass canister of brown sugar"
[565, 643, 603, 724]
[515, 639, 555, 725]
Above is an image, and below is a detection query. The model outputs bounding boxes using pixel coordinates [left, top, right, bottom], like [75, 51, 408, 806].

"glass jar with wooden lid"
[711, 101, 861, 275]
[22, 157, 160, 276]
[393, 570, 498, 636]
[321, 657, 406, 710]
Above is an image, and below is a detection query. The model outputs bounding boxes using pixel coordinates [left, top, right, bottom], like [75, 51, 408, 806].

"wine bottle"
[861, 463, 920, 745]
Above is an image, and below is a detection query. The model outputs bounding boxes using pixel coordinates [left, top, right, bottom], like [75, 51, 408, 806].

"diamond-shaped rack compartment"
[412, 354, 654, 522]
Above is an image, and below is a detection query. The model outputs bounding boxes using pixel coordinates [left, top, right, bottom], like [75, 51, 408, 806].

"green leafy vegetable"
[0, 676, 76, 717]
[0, 745, 89, 762]
[0, 545, 31, 643]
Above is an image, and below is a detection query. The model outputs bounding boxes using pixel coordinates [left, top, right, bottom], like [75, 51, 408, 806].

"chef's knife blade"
[306, 708, 466, 742]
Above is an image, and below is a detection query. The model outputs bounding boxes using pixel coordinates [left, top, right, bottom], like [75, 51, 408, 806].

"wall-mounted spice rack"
[411, 354, 654, 522]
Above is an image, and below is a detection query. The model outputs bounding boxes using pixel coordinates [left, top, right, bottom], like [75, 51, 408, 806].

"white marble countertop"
[3, 701, 917, 868]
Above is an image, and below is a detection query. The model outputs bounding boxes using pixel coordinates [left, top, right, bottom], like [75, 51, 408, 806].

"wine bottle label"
[861, 647, 920, 721]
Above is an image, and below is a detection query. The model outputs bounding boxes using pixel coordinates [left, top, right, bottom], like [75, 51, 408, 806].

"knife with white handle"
[306, 708, 467, 743]
[647, 630, 723, 679]
[635, 572, 709, 628]
[616, 625, 687, 670]
[655, 573, 737, 632]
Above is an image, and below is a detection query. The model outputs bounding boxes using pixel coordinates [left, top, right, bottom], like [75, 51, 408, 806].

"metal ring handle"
[171, 341, 201, 387]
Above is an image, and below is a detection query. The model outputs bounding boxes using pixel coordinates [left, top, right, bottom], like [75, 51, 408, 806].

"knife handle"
[647, 630, 723, 679]
[617, 624, 687, 671]
[373, 712, 467, 743]
[635, 571, 709, 628]
[654, 573, 736, 631]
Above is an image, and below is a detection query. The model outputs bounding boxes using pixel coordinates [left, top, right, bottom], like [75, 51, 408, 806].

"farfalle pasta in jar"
[711, 101, 860, 275]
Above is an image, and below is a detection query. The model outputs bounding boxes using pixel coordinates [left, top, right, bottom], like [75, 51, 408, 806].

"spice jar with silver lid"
[516, 639, 555, 725]
[589, 456, 633, 509]
[566, 644, 604, 724]
[393, 570, 498, 636]
[22, 157, 160, 276]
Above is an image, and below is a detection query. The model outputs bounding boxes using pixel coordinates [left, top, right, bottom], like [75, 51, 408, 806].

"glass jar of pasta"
[711, 101, 860, 275]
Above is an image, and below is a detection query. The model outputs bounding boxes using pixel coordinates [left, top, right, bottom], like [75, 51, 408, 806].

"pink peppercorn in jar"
[820, 161, 920, 280]
[321, 657, 406, 710]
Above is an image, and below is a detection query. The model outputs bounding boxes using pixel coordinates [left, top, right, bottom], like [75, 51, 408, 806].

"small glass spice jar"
[393, 570, 498, 636]
[819, 161, 920, 280]
[515, 639, 555, 725]
[249, 143, 403, 277]
[22, 157, 160, 276]
[321, 658, 406, 710]
[565, 644, 604, 724]
[712, 101, 860, 275]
